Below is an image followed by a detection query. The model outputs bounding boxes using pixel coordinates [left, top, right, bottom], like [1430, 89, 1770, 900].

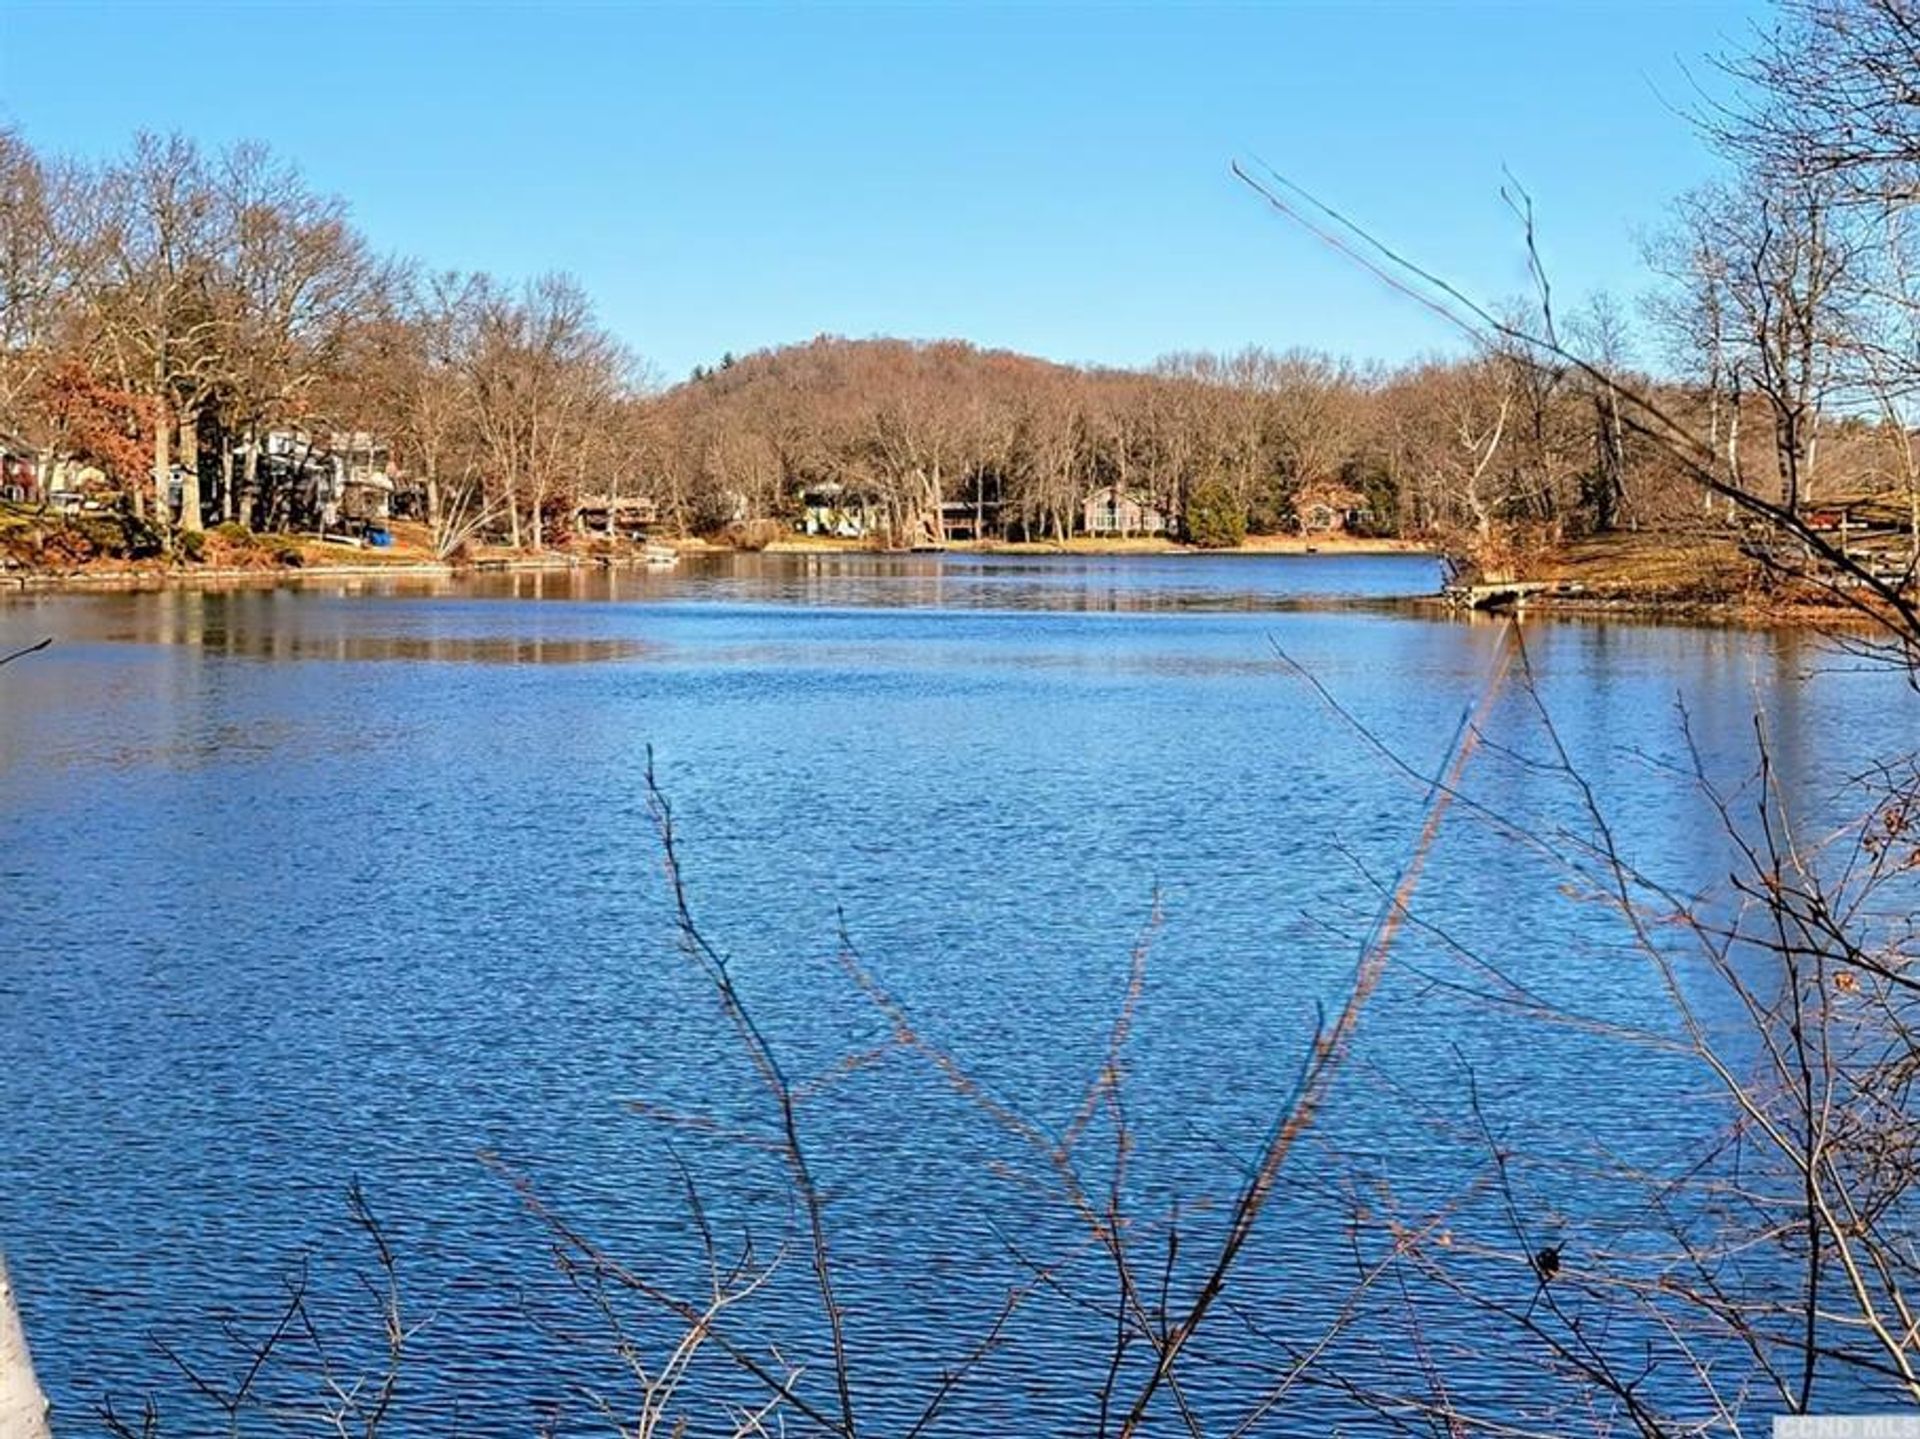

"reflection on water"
[171, 628, 649, 665]
[0, 552, 1910, 1433]
[8, 553, 1448, 668]
[111, 548, 1440, 611]
[605, 548, 1446, 610]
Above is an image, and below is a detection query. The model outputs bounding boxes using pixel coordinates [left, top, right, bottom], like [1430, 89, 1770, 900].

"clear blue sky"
[0, 1, 1763, 381]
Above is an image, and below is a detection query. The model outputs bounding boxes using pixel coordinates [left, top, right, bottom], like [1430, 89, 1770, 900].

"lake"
[0, 552, 1911, 1434]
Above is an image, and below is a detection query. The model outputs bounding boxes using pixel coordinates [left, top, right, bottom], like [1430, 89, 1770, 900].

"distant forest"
[3, 40, 1918, 560]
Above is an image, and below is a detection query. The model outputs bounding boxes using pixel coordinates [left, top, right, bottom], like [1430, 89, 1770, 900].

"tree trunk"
[177, 407, 203, 533]
[220, 435, 235, 523]
[239, 432, 259, 530]
[1589, 395, 1622, 533]
[152, 398, 172, 525]
[1726, 395, 1743, 513]
[1777, 414, 1802, 518]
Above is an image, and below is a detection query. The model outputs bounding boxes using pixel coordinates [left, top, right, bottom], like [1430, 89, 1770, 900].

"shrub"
[1350, 470, 1400, 538]
[37, 525, 94, 566]
[72, 516, 129, 558]
[720, 518, 783, 552]
[1184, 481, 1247, 549]
[212, 522, 255, 547]
[117, 513, 166, 559]
[176, 529, 207, 563]
[273, 543, 305, 568]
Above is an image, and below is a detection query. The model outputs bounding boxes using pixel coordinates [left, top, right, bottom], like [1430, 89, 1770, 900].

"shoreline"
[756, 535, 1434, 558]
[0, 534, 1433, 594]
[1409, 591, 1885, 628]
[0, 536, 1891, 630]
[0, 552, 591, 594]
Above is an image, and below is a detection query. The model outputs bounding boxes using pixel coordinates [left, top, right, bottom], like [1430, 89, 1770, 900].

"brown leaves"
[35, 358, 154, 486]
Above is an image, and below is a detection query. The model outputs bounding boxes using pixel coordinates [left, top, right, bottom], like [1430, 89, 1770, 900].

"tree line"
[0, 131, 645, 557]
[3, 2, 1919, 562]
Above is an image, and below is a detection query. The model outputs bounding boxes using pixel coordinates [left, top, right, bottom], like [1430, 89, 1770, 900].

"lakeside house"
[238, 430, 397, 533]
[799, 482, 885, 539]
[0, 432, 42, 503]
[0, 433, 113, 511]
[1082, 485, 1168, 538]
[1795, 489, 1916, 586]
[576, 493, 660, 539]
[940, 471, 1003, 542]
[1294, 481, 1369, 535]
[310, 430, 396, 531]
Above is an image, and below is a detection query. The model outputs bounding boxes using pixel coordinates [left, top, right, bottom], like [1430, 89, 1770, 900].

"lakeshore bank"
[757, 534, 1432, 558]
[0, 532, 1432, 595]
[0, 529, 1900, 630]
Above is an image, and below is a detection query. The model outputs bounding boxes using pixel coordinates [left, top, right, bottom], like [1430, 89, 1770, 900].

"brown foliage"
[35, 361, 152, 487]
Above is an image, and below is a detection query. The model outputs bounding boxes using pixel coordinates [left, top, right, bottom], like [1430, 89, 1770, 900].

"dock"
[1444, 581, 1555, 611]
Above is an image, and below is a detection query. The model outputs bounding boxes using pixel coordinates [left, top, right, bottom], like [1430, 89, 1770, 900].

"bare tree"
[210, 142, 375, 527]
[462, 273, 629, 550]
[80, 133, 230, 528]
[1570, 291, 1637, 532]
[1658, 175, 1861, 517]
[0, 130, 76, 460]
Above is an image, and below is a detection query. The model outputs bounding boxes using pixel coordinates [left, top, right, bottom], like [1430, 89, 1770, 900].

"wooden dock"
[1444, 581, 1555, 611]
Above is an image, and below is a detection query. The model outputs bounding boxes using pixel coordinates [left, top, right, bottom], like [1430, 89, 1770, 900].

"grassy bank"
[0, 514, 655, 592]
[7, 513, 1898, 629]
[0, 518, 1436, 591]
[1453, 526, 1912, 625]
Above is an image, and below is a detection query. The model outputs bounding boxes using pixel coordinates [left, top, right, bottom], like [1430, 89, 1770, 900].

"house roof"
[1295, 481, 1367, 508]
[1082, 484, 1161, 504]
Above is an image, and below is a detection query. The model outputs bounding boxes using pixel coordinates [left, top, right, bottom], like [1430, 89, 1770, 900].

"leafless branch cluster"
[97, 1182, 425, 1439]
[464, 687, 1520, 1439]
[1264, 624, 1920, 1433]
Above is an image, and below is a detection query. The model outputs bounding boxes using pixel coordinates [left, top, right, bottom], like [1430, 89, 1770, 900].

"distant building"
[1082, 485, 1167, 538]
[241, 429, 396, 531]
[0, 435, 106, 509]
[576, 493, 660, 539]
[799, 483, 885, 538]
[0, 431, 42, 502]
[941, 472, 1004, 542]
[1294, 482, 1368, 535]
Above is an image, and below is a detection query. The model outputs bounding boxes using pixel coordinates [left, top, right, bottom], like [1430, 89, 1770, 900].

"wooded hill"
[649, 333, 1906, 553]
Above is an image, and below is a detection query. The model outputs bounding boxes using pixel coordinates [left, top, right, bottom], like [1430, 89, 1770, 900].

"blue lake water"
[0, 553, 1912, 1434]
